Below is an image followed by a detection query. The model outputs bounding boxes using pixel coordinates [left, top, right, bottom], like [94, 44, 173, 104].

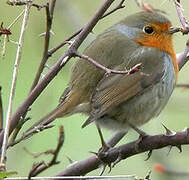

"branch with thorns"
[54, 127, 189, 177]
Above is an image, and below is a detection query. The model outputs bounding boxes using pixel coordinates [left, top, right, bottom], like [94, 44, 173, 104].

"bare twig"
[7, 0, 47, 10]
[1, 10, 25, 57]
[177, 39, 189, 70]
[30, 0, 56, 90]
[0, 2, 31, 168]
[5, 175, 136, 180]
[74, 51, 142, 75]
[100, 0, 125, 18]
[8, 1, 57, 145]
[8, 124, 53, 148]
[0, 87, 3, 132]
[176, 83, 189, 88]
[173, 0, 189, 34]
[28, 126, 64, 178]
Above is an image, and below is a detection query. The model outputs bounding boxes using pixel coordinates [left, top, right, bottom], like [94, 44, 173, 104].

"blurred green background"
[0, 0, 189, 179]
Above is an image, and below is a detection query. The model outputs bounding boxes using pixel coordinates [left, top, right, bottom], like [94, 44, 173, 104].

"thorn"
[145, 170, 152, 180]
[66, 156, 74, 164]
[162, 123, 176, 136]
[89, 151, 98, 156]
[144, 150, 152, 161]
[107, 163, 112, 174]
[167, 145, 173, 156]
[175, 145, 182, 153]
[99, 164, 106, 176]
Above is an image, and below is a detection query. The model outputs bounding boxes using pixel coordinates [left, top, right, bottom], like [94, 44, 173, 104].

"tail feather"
[26, 89, 82, 133]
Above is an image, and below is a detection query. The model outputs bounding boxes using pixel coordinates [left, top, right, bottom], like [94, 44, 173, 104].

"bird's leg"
[127, 122, 152, 159]
[127, 122, 149, 139]
[96, 123, 110, 152]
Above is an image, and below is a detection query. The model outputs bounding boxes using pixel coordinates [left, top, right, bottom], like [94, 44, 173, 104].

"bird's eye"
[143, 26, 154, 34]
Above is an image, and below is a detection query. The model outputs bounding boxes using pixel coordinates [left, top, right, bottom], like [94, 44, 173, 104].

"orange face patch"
[134, 22, 178, 80]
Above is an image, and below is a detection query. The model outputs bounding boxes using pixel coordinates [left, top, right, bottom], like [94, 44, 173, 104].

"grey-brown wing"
[82, 48, 167, 127]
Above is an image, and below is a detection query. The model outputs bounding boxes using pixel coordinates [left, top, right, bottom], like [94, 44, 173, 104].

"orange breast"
[134, 23, 178, 81]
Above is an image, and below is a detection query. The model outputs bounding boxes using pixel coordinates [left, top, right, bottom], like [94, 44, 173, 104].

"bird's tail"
[25, 88, 82, 133]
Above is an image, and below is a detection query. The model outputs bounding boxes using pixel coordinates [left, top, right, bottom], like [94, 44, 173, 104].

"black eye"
[143, 26, 154, 34]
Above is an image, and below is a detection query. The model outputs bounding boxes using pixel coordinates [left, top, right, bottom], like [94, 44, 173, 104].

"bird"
[28, 10, 179, 147]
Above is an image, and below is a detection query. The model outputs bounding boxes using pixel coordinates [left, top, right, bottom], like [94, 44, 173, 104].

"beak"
[167, 27, 181, 34]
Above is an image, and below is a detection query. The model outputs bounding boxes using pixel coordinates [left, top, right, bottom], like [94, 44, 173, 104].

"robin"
[30, 11, 178, 146]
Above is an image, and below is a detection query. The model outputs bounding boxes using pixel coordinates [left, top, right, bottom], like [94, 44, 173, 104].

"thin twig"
[176, 83, 189, 88]
[9, 0, 57, 145]
[7, 0, 47, 10]
[0, 2, 31, 167]
[74, 51, 142, 75]
[28, 126, 64, 178]
[100, 0, 125, 18]
[8, 124, 54, 148]
[177, 39, 189, 70]
[7, 10, 25, 29]
[1, 10, 24, 57]
[173, 0, 189, 34]
[0, 87, 3, 132]
[30, 0, 56, 90]
[5, 175, 136, 180]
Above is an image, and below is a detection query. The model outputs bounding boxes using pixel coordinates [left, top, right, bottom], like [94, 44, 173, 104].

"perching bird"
[29, 10, 178, 145]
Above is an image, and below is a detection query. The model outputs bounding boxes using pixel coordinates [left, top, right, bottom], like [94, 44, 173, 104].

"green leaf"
[0, 171, 17, 178]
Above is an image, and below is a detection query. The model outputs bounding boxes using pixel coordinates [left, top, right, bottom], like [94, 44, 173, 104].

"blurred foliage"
[0, 0, 189, 179]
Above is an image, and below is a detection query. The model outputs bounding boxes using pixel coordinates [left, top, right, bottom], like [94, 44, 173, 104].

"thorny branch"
[28, 126, 64, 178]
[55, 128, 189, 177]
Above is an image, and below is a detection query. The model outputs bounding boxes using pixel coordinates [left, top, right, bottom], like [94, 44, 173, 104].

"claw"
[162, 123, 176, 136]
[107, 163, 112, 173]
[112, 150, 123, 168]
[144, 150, 153, 161]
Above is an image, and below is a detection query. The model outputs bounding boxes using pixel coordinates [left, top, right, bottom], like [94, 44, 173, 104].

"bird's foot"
[90, 144, 112, 175]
